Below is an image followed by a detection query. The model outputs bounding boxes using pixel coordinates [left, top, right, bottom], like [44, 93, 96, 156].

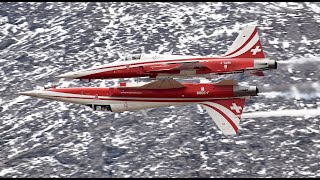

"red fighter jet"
[20, 79, 258, 135]
[56, 26, 277, 81]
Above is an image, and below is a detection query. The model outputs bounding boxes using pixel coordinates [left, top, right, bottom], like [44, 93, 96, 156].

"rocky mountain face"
[0, 2, 320, 178]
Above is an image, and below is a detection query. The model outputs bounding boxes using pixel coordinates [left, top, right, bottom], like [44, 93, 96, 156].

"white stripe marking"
[224, 33, 259, 58]
[201, 104, 237, 135]
[224, 26, 256, 55]
[202, 102, 241, 125]
[38, 91, 238, 101]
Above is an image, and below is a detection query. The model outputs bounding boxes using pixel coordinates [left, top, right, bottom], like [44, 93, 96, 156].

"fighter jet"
[56, 26, 277, 81]
[20, 79, 258, 135]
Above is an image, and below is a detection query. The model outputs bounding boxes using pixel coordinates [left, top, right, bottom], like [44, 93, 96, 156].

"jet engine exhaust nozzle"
[234, 85, 258, 97]
[269, 60, 277, 69]
[254, 59, 277, 70]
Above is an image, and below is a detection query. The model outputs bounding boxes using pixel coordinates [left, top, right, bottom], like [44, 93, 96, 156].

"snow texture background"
[1, 2, 320, 178]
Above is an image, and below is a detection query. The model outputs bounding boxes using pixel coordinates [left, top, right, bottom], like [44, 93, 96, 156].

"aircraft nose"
[19, 90, 39, 97]
[55, 72, 80, 78]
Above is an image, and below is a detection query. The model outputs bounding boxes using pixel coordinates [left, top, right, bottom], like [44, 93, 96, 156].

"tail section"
[222, 26, 265, 59]
[200, 98, 246, 135]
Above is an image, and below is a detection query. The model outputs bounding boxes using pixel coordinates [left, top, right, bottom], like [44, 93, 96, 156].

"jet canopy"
[123, 53, 179, 61]
[124, 54, 142, 60]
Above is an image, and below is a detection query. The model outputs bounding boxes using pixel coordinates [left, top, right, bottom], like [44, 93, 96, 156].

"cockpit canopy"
[124, 54, 142, 60]
[123, 53, 179, 61]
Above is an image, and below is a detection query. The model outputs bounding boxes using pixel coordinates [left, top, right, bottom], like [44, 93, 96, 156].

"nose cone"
[56, 72, 81, 79]
[19, 90, 39, 97]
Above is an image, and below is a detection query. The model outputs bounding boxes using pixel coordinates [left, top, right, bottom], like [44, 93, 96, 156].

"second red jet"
[20, 79, 258, 135]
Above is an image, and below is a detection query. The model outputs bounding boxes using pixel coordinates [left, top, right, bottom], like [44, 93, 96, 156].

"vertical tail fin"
[200, 98, 246, 135]
[222, 26, 265, 59]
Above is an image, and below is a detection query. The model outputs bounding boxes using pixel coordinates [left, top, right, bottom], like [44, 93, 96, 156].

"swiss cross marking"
[230, 103, 242, 113]
[251, 46, 261, 55]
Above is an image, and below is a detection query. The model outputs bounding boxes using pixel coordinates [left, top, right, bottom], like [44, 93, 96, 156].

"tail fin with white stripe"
[200, 98, 246, 135]
[222, 26, 265, 59]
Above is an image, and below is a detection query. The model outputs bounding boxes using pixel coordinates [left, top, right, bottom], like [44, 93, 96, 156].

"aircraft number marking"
[197, 86, 209, 95]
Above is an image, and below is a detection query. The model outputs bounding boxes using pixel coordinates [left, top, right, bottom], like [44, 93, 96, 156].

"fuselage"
[56, 54, 277, 80]
[20, 82, 258, 113]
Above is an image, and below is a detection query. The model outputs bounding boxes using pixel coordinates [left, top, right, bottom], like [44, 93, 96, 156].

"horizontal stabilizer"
[250, 71, 264, 76]
[119, 79, 185, 89]
[200, 98, 246, 135]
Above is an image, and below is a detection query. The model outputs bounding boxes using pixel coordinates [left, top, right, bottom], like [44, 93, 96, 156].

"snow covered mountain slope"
[0, 2, 320, 178]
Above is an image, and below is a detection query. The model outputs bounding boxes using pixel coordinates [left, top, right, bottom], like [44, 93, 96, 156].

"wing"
[119, 79, 185, 89]
[200, 98, 246, 135]
[250, 71, 264, 76]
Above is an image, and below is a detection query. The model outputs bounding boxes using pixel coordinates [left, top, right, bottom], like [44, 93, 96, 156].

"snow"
[1, 2, 320, 178]
[290, 77, 302, 81]
[160, 115, 176, 123]
[1, 95, 30, 112]
[0, 167, 18, 177]
[282, 41, 290, 48]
